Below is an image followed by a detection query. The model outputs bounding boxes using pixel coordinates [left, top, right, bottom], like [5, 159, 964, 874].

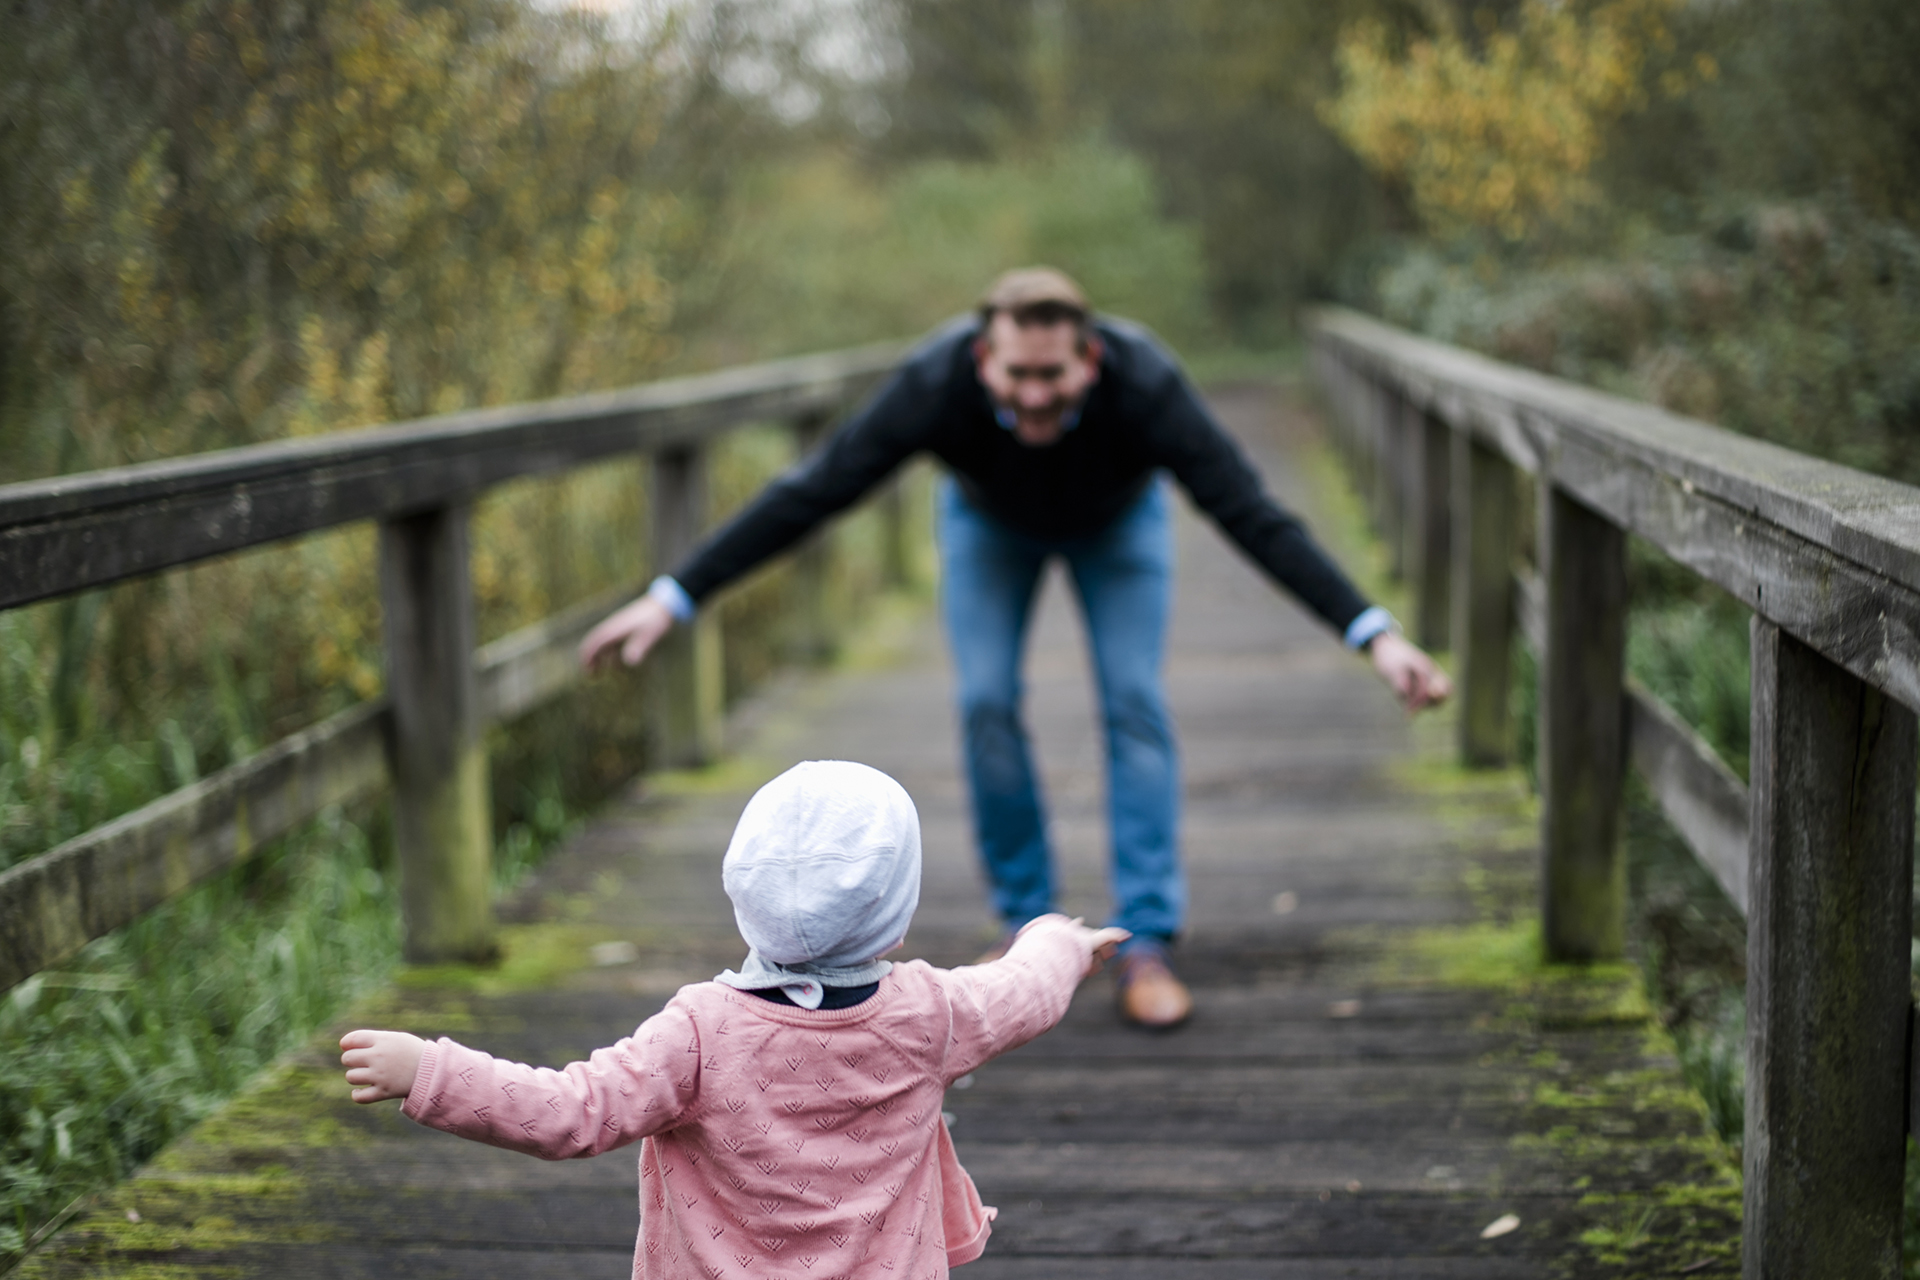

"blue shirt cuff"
[1343, 606, 1396, 651]
[647, 575, 696, 624]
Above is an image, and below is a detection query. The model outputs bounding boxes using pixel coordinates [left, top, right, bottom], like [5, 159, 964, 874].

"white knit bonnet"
[721, 760, 922, 977]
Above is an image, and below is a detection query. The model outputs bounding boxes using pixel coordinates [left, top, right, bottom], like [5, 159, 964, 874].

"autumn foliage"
[1322, 0, 1706, 238]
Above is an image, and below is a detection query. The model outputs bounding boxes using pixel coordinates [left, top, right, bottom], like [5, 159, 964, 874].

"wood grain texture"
[1308, 310, 1920, 711]
[1308, 309, 1920, 595]
[1625, 680, 1750, 914]
[1743, 621, 1915, 1280]
[0, 585, 643, 991]
[0, 344, 901, 611]
[474, 580, 644, 724]
[0, 700, 388, 990]
[648, 446, 723, 769]
[1520, 566, 1752, 917]
[787, 411, 840, 665]
[1451, 431, 1514, 765]
[1538, 485, 1628, 962]
[380, 506, 495, 963]
[1408, 404, 1452, 650]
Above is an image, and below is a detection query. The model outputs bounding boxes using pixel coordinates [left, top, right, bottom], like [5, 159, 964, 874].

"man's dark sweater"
[671, 316, 1373, 636]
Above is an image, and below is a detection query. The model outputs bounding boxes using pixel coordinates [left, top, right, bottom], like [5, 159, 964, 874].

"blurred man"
[581, 268, 1448, 1028]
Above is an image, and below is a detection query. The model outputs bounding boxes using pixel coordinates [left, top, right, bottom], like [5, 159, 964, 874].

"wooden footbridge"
[6, 310, 1919, 1277]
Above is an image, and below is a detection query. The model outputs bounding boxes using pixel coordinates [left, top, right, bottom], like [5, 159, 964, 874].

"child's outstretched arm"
[341, 1030, 426, 1103]
[337, 1002, 704, 1160]
[941, 916, 1128, 1080]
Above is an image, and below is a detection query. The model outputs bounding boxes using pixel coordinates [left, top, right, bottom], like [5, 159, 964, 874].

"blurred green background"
[4, 0, 1917, 1263]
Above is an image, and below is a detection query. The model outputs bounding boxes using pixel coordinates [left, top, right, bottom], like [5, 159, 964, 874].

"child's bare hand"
[340, 1030, 426, 1104]
[1066, 919, 1132, 976]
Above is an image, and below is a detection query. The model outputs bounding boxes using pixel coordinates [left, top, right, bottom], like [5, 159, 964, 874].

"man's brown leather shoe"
[1115, 946, 1192, 1029]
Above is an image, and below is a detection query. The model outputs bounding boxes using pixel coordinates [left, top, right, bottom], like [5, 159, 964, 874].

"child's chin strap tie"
[714, 951, 893, 1010]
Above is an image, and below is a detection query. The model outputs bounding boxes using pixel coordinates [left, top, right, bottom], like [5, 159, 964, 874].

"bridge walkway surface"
[19, 383, 1739, 1279]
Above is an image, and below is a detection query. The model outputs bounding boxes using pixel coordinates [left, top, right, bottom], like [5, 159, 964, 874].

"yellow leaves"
[60, 174, 95, 218]
[289, 318, 392, 435]
[342, 332, 392, 429]
[1324, 0, 1694, 239]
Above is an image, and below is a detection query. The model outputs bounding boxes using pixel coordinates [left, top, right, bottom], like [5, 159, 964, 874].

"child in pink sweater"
[342, 759, 1125, 1280]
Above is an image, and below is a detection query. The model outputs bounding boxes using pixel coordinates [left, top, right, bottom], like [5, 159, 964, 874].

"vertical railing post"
[1743, 621, 1916, 1279]
[1405, 403, 1451, 650]
[1343, 352, 1376, 520]
[649, 445, 724, 769]
[1451, 430, 1517, 766]
[1373, 380, 1405, 580]
[880, 473, 913, 590]
[789, 411, 837, 663]
[1537, 483, 1627, 961]
[379, 504, 496, 964]
[1319, 345, 1357, 479]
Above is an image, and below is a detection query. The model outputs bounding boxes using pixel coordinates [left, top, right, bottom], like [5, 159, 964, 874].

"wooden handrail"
[0, 342, 904, 612]
[1310, 307, 1920, 710]
[0, 340, 911, 984]
[1310, 307, 1919, 1278]
[0, 577, 644, 990]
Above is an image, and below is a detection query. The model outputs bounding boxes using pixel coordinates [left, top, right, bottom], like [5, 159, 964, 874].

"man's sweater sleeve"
[1146, 374, 1372, 635]
[937, 915, 1088, 1081]
[401, 1000, 703, 1159]
[669, 354, 942, 606]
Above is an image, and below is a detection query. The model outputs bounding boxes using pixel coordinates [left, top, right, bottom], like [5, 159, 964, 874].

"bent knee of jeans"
[963, 701, 1031, 788]
[1104, 689, 1174, 749]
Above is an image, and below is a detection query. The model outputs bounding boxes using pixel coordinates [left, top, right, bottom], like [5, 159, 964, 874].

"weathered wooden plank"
[0, 585, 652, 991]
[647, 446, 724, 770]
[1518, 568, 1754, 918]
[787, 412, 839, 663]
[969, 1259, 1542, 1280]
[1625, 679, 1750, 914]
[1309, 310, 1920, 710]
[879, 474, 914, 589]
[1407, 406, 1452, 650]
[1549, 428, 1920, 713]
[1912, 1012, 1920, 1148]
[1309, 309, 1920, 598]
[474, 581, 643, 724]
[0, 700, 388, 990]
[1451, 431, 1516, 766]
[972, 1188, 1617, 1260]
[1744, 620, 1915, 1279]
[380, 506, 495, 964]
[1373, 382, 1406, 580]
[0, 344, 902, 612]
[1538, 485, 1629, 962]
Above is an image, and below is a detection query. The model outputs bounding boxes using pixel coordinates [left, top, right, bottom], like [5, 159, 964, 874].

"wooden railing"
[0, 342, 905, 988]
[1310, 307, 1920, 1278]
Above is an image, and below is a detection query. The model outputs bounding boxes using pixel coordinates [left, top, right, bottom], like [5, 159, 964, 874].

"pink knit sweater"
[402, 915, 1089, 1280]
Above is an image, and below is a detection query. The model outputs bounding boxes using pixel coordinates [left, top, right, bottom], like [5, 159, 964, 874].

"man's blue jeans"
[937, 476, 1182, 941]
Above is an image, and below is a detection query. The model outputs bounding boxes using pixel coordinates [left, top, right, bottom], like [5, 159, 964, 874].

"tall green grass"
[0, 807, 397, 1259]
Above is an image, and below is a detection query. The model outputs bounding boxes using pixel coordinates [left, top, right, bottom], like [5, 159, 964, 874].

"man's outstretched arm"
[1144, 366, 1450, 713]
[579, 584, 681, 672]
[578, 332, 957, 672]
[1366, 629, 1451, 712]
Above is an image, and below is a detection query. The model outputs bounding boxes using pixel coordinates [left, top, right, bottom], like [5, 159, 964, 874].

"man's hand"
[340, 1029, 427, 1104]
[1368, 632, 1452, 713]
[1066, 918, 1132, 977]
[579, 595, 675, 673]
